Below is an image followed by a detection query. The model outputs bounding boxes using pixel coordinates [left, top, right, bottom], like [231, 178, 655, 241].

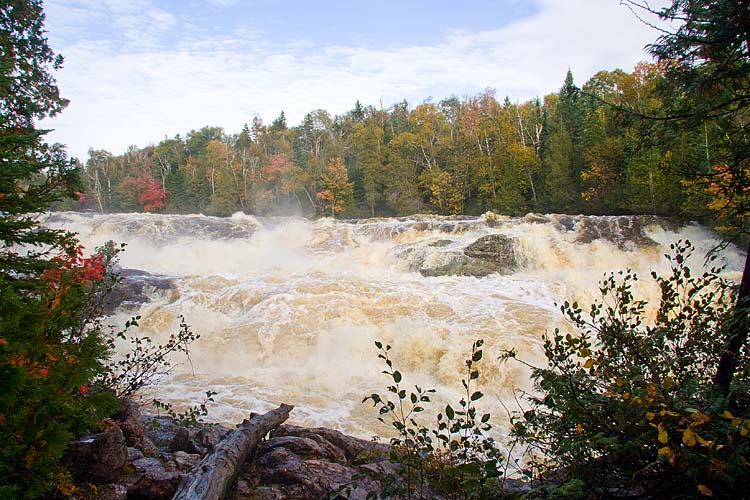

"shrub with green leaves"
[361, 340, 506, 500]
[505, 241, 750, 498]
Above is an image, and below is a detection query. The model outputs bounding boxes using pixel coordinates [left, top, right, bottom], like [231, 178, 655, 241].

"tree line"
[67, 62, 734, 227]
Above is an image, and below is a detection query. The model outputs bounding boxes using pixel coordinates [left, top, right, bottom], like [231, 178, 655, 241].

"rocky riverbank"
[65, 398, 533, 500]
[65, 398, 399, 500]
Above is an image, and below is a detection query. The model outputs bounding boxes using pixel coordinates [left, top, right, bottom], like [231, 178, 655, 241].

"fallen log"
[172, 403, 294, 500]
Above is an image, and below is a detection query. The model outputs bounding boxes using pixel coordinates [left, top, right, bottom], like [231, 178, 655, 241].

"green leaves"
[446, 404, 455, 420]
[509, 240, 747, 498]
[363, 338, 502, 498]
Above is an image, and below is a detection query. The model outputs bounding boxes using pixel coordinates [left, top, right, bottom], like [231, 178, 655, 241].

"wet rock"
[66, 426, 127, 483]
[103, 269, 176, 313]
[464, 234, 517, 272]
[428, 239, 453, 247]
[169, 426, 200, 454]
[574, 215, 661, 248]
[127, 470, 183, 500]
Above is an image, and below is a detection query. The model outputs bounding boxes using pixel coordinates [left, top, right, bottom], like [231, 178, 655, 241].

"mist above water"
[45, 212, 746, 437]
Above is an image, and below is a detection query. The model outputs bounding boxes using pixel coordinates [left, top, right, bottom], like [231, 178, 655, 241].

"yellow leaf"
[692, 412, 710, 425]
[723, 410, 734, 419]
[583, 358, 596, 369]
[576, 423, 583, 434]
[657, 446, 672, 457]
[683, 427, 697, 446]
[579, 348, 592, 357]
[615, 376, 624, 387]
[645, 412, 655, 421]
[697, 484, 714, 497]
[695, 434, 713, 449]
[657, 424, 668, 444]
[663, 376, 674, 390]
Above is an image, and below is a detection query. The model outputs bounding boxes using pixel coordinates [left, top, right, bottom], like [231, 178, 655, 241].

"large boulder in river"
[396, 234, 519, 277]
[461, 234, 518, 274]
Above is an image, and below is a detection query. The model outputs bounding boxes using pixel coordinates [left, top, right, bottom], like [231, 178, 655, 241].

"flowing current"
[44, 212, 746, 437]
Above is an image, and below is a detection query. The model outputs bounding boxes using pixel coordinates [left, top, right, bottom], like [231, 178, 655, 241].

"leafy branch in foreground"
[504, 240, 750, 499]
[151, 390, 218, 428]
[97, 314, 200, 400]
[359, 340, 506, 500]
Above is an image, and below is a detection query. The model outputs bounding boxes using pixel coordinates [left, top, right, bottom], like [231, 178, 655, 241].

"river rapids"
[44, 212, 746, 438]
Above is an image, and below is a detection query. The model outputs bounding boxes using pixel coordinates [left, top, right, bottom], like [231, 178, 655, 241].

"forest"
[3, 0, 750, 498]
[68, 63, 736, 231]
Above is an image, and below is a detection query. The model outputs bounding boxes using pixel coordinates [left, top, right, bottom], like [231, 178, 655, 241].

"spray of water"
[44, 212, 746, 436]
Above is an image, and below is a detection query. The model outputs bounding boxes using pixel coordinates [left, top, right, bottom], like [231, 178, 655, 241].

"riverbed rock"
[396, 233, 520, 277]
[227, 425, 394, 500]
[127, 470, 183, 500]
[274, 425, 389, 463]
[261, 435, 347, 464]
[66, 426, 128, 483]
[464, 234, 517, 270]
[103, 269, 176, 313]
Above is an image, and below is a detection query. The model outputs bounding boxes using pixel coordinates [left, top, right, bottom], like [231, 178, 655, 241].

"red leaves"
[118, 176, 167, 212]
[261, 154, 290, 183]
[138, 178, 166, 212]
[42, 245, 107, 303]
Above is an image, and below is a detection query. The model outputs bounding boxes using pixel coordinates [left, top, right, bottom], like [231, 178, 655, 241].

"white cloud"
[206, 0, 240, 7]
[41, 0, 669, 161]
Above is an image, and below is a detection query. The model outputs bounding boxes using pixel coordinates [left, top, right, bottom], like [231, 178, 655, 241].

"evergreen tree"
[0, 2, 116, 497]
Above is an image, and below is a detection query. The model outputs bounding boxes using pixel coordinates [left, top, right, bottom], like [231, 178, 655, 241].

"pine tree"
[0, 2, 117, 497]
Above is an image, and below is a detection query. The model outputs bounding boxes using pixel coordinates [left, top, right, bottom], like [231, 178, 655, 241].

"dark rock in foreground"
[68, 404, 532, 500]
[66, 425, 128, 483]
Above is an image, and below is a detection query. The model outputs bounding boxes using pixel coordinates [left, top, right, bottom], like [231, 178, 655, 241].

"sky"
[40, 0, 668, 161]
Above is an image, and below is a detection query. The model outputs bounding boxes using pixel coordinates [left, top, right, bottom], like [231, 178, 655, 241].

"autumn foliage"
[505, 242, 750, 498]
[316, 157, 352, 216]
[117, 176, 166, 212]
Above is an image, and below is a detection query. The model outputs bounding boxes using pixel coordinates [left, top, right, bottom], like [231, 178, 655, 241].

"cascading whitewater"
[44, 211, 746, 437]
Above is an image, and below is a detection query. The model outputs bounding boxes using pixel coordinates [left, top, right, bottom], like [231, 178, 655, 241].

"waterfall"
[44, 211, 746, 436]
